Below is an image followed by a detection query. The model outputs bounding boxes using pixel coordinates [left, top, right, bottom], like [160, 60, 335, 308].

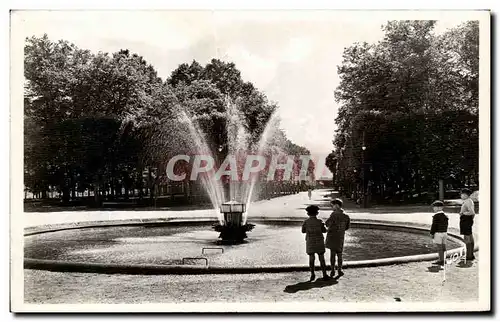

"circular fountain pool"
[25, 220, 462, 270]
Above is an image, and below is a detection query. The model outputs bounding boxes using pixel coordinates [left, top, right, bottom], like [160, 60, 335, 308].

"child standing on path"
[301, 205, 329, 281]
[325, 198, 350, 278]
[308, 188, 312, 200]
[430, 200, 449, 265]
[459, 188, 476, 260]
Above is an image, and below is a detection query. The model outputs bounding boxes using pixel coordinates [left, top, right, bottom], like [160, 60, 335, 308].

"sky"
[14, 10, 470, 178]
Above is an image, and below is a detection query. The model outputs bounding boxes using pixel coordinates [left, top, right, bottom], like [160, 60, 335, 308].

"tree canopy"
[24, 35, 313, 204]
[326, 21, 479, 203]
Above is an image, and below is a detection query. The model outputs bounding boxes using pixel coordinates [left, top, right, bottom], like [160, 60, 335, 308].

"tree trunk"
[415, 170, 421, 195]
[124, 184, 129, 200]
[138, 168, 144, 201]
[149, 168, 154, 203]
[94, 185, 101, 205]
[62, 180, 70, 203]
[438, 179, 444, 201]
[93, 174, 102, 206]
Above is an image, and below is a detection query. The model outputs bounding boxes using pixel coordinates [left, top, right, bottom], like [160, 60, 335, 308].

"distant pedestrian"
[308, 188, 312, 200]
[301, 205, 329, 281]
[325, 198, 350, 278]
[430, 200, 448, 266]
[459, 188, 476, 260]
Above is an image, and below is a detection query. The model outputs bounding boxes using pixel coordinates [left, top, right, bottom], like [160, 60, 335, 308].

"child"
[325, 198, 350, 278]
[308, 188, 312, 200]
[301, 205, 329, 281]
[430, 200, 449, 265]
[459, 188, 476, 260]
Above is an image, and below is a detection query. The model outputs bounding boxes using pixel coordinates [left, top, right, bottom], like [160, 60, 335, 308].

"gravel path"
[24, 258, 478, 304]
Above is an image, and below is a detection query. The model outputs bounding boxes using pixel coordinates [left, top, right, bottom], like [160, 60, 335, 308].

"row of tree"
[326, 20, 479, 203]
[24, 35, 314, 206]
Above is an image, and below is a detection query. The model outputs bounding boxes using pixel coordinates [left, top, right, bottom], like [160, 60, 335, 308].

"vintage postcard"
[10, 9, 491, 312]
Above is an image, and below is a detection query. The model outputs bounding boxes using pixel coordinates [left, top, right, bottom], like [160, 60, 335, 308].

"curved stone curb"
[24, 218, 478, 275]
[23, 216, 466, 236]
[24, 217, 213, 236]
[25, 247, 477, 275]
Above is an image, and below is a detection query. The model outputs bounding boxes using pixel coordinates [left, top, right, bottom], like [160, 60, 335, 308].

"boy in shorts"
[459, 188, 476, 260]
[430, 200, 449, 265]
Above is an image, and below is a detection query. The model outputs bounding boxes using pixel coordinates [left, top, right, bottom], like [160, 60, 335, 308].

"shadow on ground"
[284, 278, 339, 293]
[456, 261, 475, 269]
[427, 264, 444, 273]
[427, 255, 476, 272]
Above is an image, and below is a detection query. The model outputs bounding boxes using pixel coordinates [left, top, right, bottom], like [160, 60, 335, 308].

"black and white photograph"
[9, 9, 491, 312]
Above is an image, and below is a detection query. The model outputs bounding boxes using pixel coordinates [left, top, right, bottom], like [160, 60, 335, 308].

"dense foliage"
[326, 21, 479, 203]
[24, 35, 313, 205]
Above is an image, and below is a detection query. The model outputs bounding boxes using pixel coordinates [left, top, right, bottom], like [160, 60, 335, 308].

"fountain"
[22, 94, 477, 277]
[179, 98, 281, 242]
[24, 219, 469, 274]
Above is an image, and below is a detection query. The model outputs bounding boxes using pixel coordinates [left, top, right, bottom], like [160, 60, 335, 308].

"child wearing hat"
[325, 198, 350, 278]
[301, 205, 329, 281]
[430, 200, 449, 265]
[459, 188, 476, 260]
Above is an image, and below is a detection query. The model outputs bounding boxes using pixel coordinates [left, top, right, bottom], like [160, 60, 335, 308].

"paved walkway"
[24, 189, 479, 238]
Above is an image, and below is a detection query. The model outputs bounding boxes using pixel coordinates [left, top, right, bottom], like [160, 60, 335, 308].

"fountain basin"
[24, 219, 471, 275]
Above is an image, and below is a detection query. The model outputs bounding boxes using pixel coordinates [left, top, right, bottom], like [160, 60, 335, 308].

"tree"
[332, 21, 479, 203]
[168, 59, 277, 142]
[325, 152, 337, 183]
[24, 35, 313, 206]
[24, 35, 167, 202]
[167, 60, 204, 87]
[24, 35, 93, 125]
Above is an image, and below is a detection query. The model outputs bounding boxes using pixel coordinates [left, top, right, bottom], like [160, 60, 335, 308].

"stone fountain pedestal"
[213, 201, 255, 244]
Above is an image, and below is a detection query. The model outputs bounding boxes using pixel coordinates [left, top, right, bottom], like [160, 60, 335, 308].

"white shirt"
[460, 198, 475, 216]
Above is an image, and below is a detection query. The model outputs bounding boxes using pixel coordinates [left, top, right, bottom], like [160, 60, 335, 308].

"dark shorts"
[460, 215, 474, 235]
[307, 252, 325, 256]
